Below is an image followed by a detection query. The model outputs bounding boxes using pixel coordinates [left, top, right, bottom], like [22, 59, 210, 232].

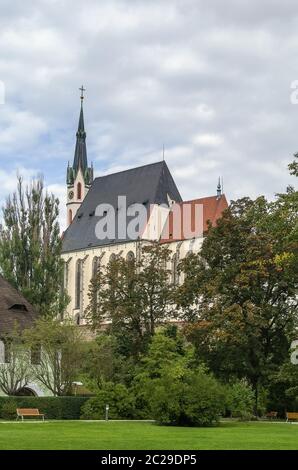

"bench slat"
[286, 412, 298, 419]
[16, 408, 44, 417]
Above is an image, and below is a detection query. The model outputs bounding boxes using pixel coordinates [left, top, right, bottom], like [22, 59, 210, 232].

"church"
[61, 91, 228, 324]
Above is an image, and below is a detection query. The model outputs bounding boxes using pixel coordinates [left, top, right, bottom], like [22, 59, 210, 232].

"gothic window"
[2, 340, 11, 364]
[75, 259, 83, 309]
[77, 182, 82, 200]
[0, 340, 4, 363]
[68, 209, 73, 225]
[126, 251, 135, 262]
[63, 260, 69, 291]
[172, 253, 178, 285]
[92, 256, 100, 278]
[31, 345, 41, 365]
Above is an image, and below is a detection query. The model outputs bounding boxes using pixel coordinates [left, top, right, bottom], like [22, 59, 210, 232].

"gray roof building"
[62, 160, 182, 253]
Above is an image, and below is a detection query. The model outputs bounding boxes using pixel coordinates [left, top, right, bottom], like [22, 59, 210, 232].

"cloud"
[0, 106, 47, 150]
[0, 0, 296, 226]
[192, 133, 224, 147]
[0, 169, 66, 231]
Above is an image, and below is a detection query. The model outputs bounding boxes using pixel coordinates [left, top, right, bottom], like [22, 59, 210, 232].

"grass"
[0, 420, 297, 450]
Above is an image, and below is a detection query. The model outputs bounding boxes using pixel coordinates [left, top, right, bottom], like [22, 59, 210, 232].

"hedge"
[0, 396, 90, 420]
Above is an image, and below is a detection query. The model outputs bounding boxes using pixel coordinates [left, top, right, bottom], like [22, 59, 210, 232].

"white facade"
[0, 340, 49, 396]
[61, 236, 204, 324]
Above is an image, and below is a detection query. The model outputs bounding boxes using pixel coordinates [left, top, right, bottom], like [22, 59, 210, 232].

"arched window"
[172, 253, 178, 285]
[75, 260, 82, 309]
[63, 260, 69, 291]
[126, 251, 135, 262]
[77, 182, 82, 200]
[0, 340, 4, 363]
[68, 209, 73, 225]
[109, 253, 116, 263]
[31, 345, 41, 365]
[92, 256, 100, 278]
[1, 340, 11, 364]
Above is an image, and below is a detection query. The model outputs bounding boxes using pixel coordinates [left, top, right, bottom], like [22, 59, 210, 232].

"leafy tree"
[225, 380, 255, 419]
[133, 331, 225, 426]
[177, 191, 298, 411]
[132, 328, 196, 419]
[24, 319, 84, 396]
[0, 327, 32, 396]
[272, 361, 298, 409]
[80, 382, 135, 420]
[86, 243, 175, 358]
[289, 152, 298, 177]
[0, 176, 68, 317]
[148, 366, 226, 426]
[80, 334, 130, 392]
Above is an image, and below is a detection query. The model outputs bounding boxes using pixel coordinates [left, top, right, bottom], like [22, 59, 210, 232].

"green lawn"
[0, 421, 297, 450]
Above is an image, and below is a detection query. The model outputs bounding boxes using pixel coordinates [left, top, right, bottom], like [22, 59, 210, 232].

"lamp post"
[72, 381, 83, 396]
[105, 404, 109, 422]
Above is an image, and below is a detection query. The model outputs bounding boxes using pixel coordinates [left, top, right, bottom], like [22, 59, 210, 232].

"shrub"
[148, 368, 226, 426]
[0, 396, 90, 420]
[225, 380, 255, 420]
[0, 400, 18, 420]
[81, 382, 135, 420]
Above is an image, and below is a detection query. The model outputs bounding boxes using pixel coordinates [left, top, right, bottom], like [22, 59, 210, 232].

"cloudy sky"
[0, 0, 297, 229]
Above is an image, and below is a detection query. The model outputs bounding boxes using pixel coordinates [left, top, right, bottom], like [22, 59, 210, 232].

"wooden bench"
[16, 408, 45, 421]
[286, 412, 298, 422]
[266, 411, 278, 420]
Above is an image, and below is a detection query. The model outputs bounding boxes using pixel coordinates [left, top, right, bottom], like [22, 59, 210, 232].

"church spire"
[67, 86, 93, 186]
[73, 86, 87, 174]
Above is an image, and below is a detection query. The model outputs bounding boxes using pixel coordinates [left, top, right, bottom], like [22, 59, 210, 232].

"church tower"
[66, 86, 93, 226]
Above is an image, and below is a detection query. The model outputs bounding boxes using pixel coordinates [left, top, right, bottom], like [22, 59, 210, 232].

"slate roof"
[0, 275, 38, 336]
[62, 161, 182, 253]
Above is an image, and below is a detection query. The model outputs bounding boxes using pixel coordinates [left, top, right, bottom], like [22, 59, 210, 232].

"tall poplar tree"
[0, 176, 68, 317]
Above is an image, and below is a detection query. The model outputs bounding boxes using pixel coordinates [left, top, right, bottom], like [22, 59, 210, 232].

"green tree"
[24, 318, 84, 396]
[178, 191, 297, 411]
[289, 152, 298, 176]
[80, 334, 130, 392]
[132, 329, 225, 426]
[0, 326, 32, 396]
[272, 361, 298, 410]
[86, 243, 175, 358]
[0, 176, 68, 317]
[148, 366, 226, 426]
[132, 328, 196, 418]
[80, 383, 135, 420]
[225, 380, 255, 419]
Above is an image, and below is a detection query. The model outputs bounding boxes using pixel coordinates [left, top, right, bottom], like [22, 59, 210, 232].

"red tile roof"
[160, 194, 228, 243]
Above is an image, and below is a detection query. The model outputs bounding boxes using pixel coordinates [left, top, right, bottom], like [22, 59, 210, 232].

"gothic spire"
[73, 86, 88, 174]
[67, 86, 93, 186]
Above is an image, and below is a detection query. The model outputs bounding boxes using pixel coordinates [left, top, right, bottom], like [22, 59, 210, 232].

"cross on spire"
[79, 85, 86, 103]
